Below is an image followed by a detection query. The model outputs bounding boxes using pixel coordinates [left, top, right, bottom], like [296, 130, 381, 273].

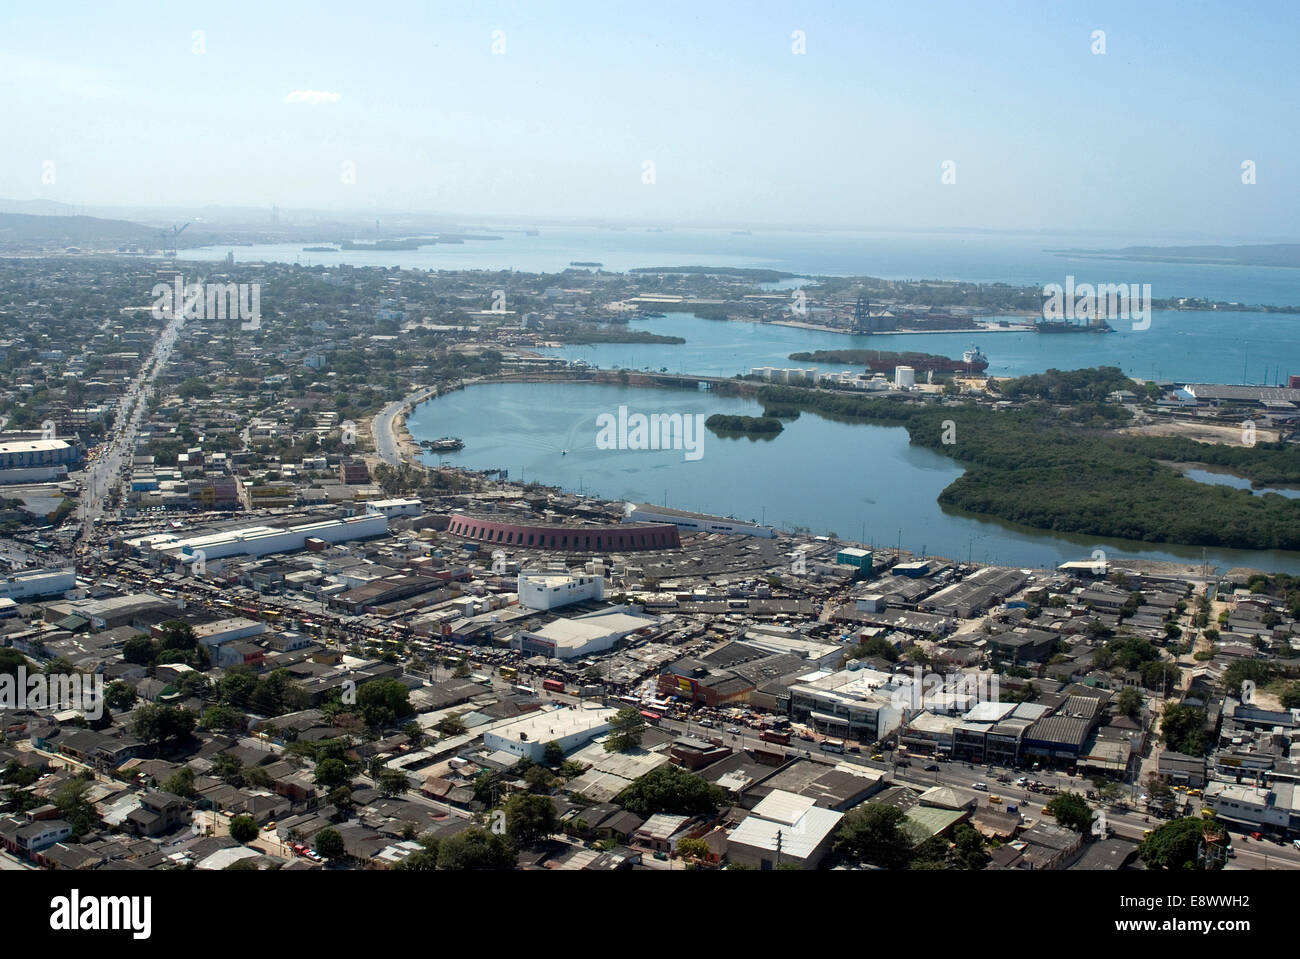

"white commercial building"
[517, 570, 606, 611]
[787, 667, 908, 742]
[1205, 781, 1299, 833]
[0, 438, 80, 470]
[365, 498, 423, 519]
[514, 608, 659, 660]
[482, 705, 618, 762]
[625, 502, 775, 539]
[0, 567, 77, 601]
[727, 790, 844, 870]
[894, 365, 915, 389]
[191, 617, 268, 648]
[130, 513, 388, 563]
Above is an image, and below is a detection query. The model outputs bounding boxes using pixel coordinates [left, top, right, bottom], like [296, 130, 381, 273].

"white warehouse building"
[483, 705, 618, 762]
[517, 570, 606, 610]
[365, 498, 423, 519]
[129, 513, 389, 564]
[0, 567, 77, 601]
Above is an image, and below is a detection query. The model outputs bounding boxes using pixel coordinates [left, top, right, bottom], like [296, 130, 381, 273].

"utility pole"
[775, 829, 783, 870]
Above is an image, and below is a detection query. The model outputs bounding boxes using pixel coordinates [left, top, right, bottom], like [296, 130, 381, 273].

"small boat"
[561, 449, 568, 456]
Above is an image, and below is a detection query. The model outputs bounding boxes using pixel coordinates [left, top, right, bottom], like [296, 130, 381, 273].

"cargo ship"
[1034, 318, 1113, 333]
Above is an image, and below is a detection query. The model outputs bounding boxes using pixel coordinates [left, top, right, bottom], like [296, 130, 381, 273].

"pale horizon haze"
[2, 0, 1298, 238]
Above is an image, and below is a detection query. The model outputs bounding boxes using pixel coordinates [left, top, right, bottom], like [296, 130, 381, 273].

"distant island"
[630, 266, 796, 283]
[570, 261, 603, 267]
[554, 330, 684, 345]
[705, 414, 784, 436]
[338, 234, 504, 251]
[303, 246, 339, 252]
[1050, 243, 1300, 269]
[340, 238, 435, 251]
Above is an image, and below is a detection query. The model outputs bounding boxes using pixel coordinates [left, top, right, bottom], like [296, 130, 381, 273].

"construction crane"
[161, 222, 189, 255]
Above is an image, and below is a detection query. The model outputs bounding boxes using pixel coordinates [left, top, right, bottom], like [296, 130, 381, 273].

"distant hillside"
[1054, 244, 1300, 269]
[0, 212, 178, 251]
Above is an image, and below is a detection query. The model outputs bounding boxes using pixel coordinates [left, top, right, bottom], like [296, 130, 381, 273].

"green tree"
[435, 828, 516, 870]
[542, 741, 565, 767]
[1161, 703, 1209, 755]
[229, 814, 258, 843]
[615, 765, 726, 818]
[1045, 792, 1094, 833]
[676, 836, 711, 860]
[437, 714, 467, 736]
[315, 758, 353, 790]
[1280, 683, 1300, 710]
[356, 678, 413, 728]
[1139, 817, 1224, 870]
[1140, 660, 1181, 692]
[161, 766, 197, 798]
[504, 793, 558, 846]
[104, 681, 137, 711]
[604, 707, 646, 753]
[1115, 687, 1143, 720]
[202, 705, 245, 733]
[211, 753, 245, 785]
[54, 777, 99, 839]
[122, 635, 157, 667]
[131, 704, 197, 753]
[376, 768, 409, 798]
[951, 823, 989, 869]
[833, 804, 913, 869]
[314, 827, 345, 859]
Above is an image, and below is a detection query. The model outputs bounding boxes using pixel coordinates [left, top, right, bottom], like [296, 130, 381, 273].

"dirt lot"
[1120, 420, 1279, 444]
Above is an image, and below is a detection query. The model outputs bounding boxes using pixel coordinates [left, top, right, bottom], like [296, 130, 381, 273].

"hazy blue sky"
[3, 0, 1297, 236]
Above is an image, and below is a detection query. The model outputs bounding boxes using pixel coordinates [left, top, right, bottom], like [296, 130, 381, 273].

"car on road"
[725, 726, 741, 735]
[1251, 831, 1263, 840]
[697, 719, 713, 728]
[924, 763, 940, 772]
[1293, 839, 1300, 851]
[972, 782, 988, 791]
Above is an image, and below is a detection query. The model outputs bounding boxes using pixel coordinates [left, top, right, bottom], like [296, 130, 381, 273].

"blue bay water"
[540, 310, 1300, 384]
[407, 381, 1300, 574]
[174, 226, 1300, 571]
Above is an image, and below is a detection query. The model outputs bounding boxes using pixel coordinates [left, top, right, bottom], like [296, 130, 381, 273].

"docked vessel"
[1034, 319, 1113, 333]
[421, 437, 464, 452]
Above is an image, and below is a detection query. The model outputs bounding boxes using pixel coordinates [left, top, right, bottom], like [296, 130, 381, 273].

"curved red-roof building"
[446, 512, 679, 552]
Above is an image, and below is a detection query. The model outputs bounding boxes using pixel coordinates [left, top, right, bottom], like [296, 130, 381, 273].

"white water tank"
[894, 365, 915, 389]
